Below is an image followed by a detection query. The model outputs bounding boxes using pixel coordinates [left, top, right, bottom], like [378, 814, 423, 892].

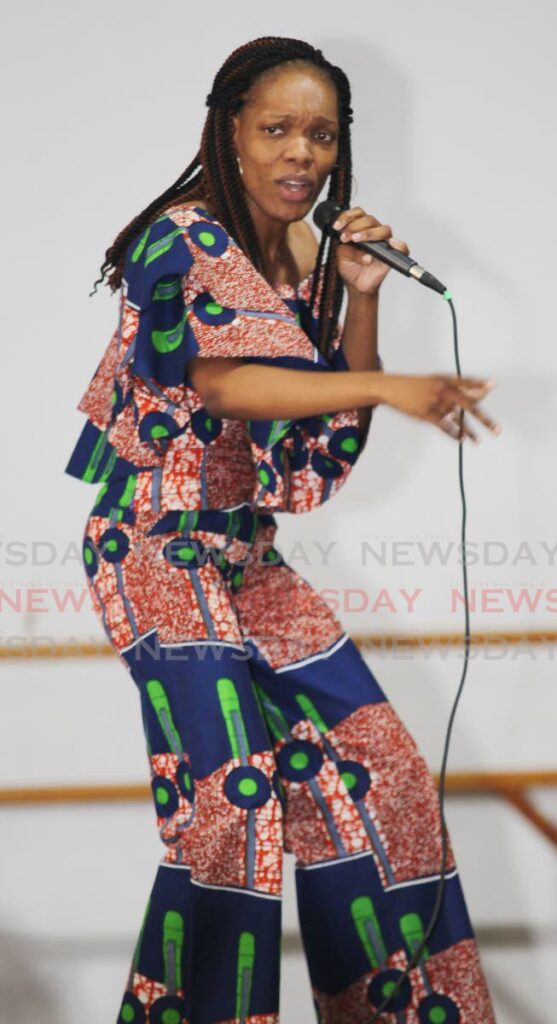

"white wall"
[1, 1, 556, 1022]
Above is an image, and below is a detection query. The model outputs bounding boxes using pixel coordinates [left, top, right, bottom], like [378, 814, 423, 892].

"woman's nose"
[283, 139, 314, 163]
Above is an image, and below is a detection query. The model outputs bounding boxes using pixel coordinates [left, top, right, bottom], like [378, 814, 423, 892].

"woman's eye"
[262, 126, 336, 141]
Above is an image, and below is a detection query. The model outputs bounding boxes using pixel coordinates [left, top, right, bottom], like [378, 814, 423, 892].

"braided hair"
[90, 36, 354, 360]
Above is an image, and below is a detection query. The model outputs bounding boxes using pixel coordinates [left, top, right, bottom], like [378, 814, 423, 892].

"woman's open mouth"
[275, 178, 313, 203]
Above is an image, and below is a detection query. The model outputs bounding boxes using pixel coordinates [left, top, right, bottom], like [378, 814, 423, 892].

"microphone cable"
[367, 293, 473, 1022]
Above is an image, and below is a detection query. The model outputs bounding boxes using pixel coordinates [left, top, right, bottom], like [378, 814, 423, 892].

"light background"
[1, 1, 556, 1021]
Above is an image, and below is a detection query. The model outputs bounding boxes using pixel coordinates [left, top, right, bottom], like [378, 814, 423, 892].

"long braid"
[91, 36, 355, 361]
[89, 152, 203, 296]
[212, 109, 264, 271]
[309, 73, 353, 355]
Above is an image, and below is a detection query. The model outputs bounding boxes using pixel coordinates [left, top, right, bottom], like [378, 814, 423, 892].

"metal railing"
[1, 629, 556, 658]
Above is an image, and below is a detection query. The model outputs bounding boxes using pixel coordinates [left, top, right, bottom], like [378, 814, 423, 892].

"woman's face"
[231, 64, 339, 225]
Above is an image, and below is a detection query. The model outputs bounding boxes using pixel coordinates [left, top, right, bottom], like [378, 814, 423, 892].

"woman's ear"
[231, 116, 243, 175]
[231, 114, 240, 153]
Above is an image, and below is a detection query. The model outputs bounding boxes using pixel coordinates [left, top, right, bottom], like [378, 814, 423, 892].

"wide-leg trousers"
[81, 493, 496, 1024]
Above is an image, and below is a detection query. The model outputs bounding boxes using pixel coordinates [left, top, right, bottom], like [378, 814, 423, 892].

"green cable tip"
[442, 289, 453, 301]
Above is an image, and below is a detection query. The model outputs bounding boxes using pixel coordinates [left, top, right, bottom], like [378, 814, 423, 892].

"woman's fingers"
[383, 373, 500, 443]
[332, 207, 367, 232]
[437, 410, 479, 444]
[452, 377, 496, 395]
[426, 376, 499, 441]
[388, 237, 411, 254]
[333, 209, 391, 242]
[465, 403, 501, 434]
[342, 222, 392, 243]
[446, 382, 501, 435]
[332, 208, 412, 257]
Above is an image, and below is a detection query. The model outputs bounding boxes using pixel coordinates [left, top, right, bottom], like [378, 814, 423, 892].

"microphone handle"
[313, 200, 449, 297]
[351, 237, 417, 275]
[321, 227, 448, 296]
[351, 238, 449, 297]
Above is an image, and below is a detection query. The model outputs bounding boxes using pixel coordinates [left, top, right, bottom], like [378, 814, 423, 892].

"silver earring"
[236, 154, 244, 177]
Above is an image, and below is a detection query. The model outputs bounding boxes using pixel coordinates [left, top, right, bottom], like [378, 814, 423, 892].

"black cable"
[367, 296, 471, 1022]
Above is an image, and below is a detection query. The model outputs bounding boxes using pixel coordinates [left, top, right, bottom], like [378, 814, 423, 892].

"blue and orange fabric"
[65, 204, 376, 518]
[65, 203, 496, 1023]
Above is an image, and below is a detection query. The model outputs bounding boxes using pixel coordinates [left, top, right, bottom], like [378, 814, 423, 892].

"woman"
[66, 36, 499, 1024]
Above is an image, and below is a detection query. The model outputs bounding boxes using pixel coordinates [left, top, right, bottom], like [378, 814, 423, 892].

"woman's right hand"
[379, 373, 500, 443]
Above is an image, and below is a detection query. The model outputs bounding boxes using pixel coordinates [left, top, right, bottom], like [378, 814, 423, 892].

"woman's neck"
[193, 192, 300, 287]
[242, 192, 295, 284]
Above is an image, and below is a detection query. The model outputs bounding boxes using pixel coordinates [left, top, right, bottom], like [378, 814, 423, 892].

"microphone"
[313, 200, 450, 298]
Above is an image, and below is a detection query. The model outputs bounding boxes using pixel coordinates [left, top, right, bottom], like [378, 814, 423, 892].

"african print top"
[64, 203, 383, 519]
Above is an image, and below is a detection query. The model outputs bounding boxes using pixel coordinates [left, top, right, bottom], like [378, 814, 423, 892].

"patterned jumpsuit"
[65, 204, 497, 1024]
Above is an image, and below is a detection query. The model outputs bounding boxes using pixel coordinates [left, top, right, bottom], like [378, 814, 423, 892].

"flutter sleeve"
[65, 203, 382, 515]
[160, 210, 385, 513]
[125, 205, 320, 384]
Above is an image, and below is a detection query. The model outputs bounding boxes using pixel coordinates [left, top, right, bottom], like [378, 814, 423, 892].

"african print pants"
[81, 496, 497, 1024]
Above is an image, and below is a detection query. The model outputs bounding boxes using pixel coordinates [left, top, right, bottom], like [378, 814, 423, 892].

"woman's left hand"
[333, 207, 410, 296]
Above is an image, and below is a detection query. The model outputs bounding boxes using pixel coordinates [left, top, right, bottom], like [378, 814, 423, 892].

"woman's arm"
[337, 287, 381, 439]
[296, 218, 382, 437]
[188, 356, 499, 443]
[185, 215, 498, 441]
[188, 356, 386, 420]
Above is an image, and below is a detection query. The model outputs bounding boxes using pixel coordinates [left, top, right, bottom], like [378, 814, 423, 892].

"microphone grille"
[313, 200, 342, 233]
